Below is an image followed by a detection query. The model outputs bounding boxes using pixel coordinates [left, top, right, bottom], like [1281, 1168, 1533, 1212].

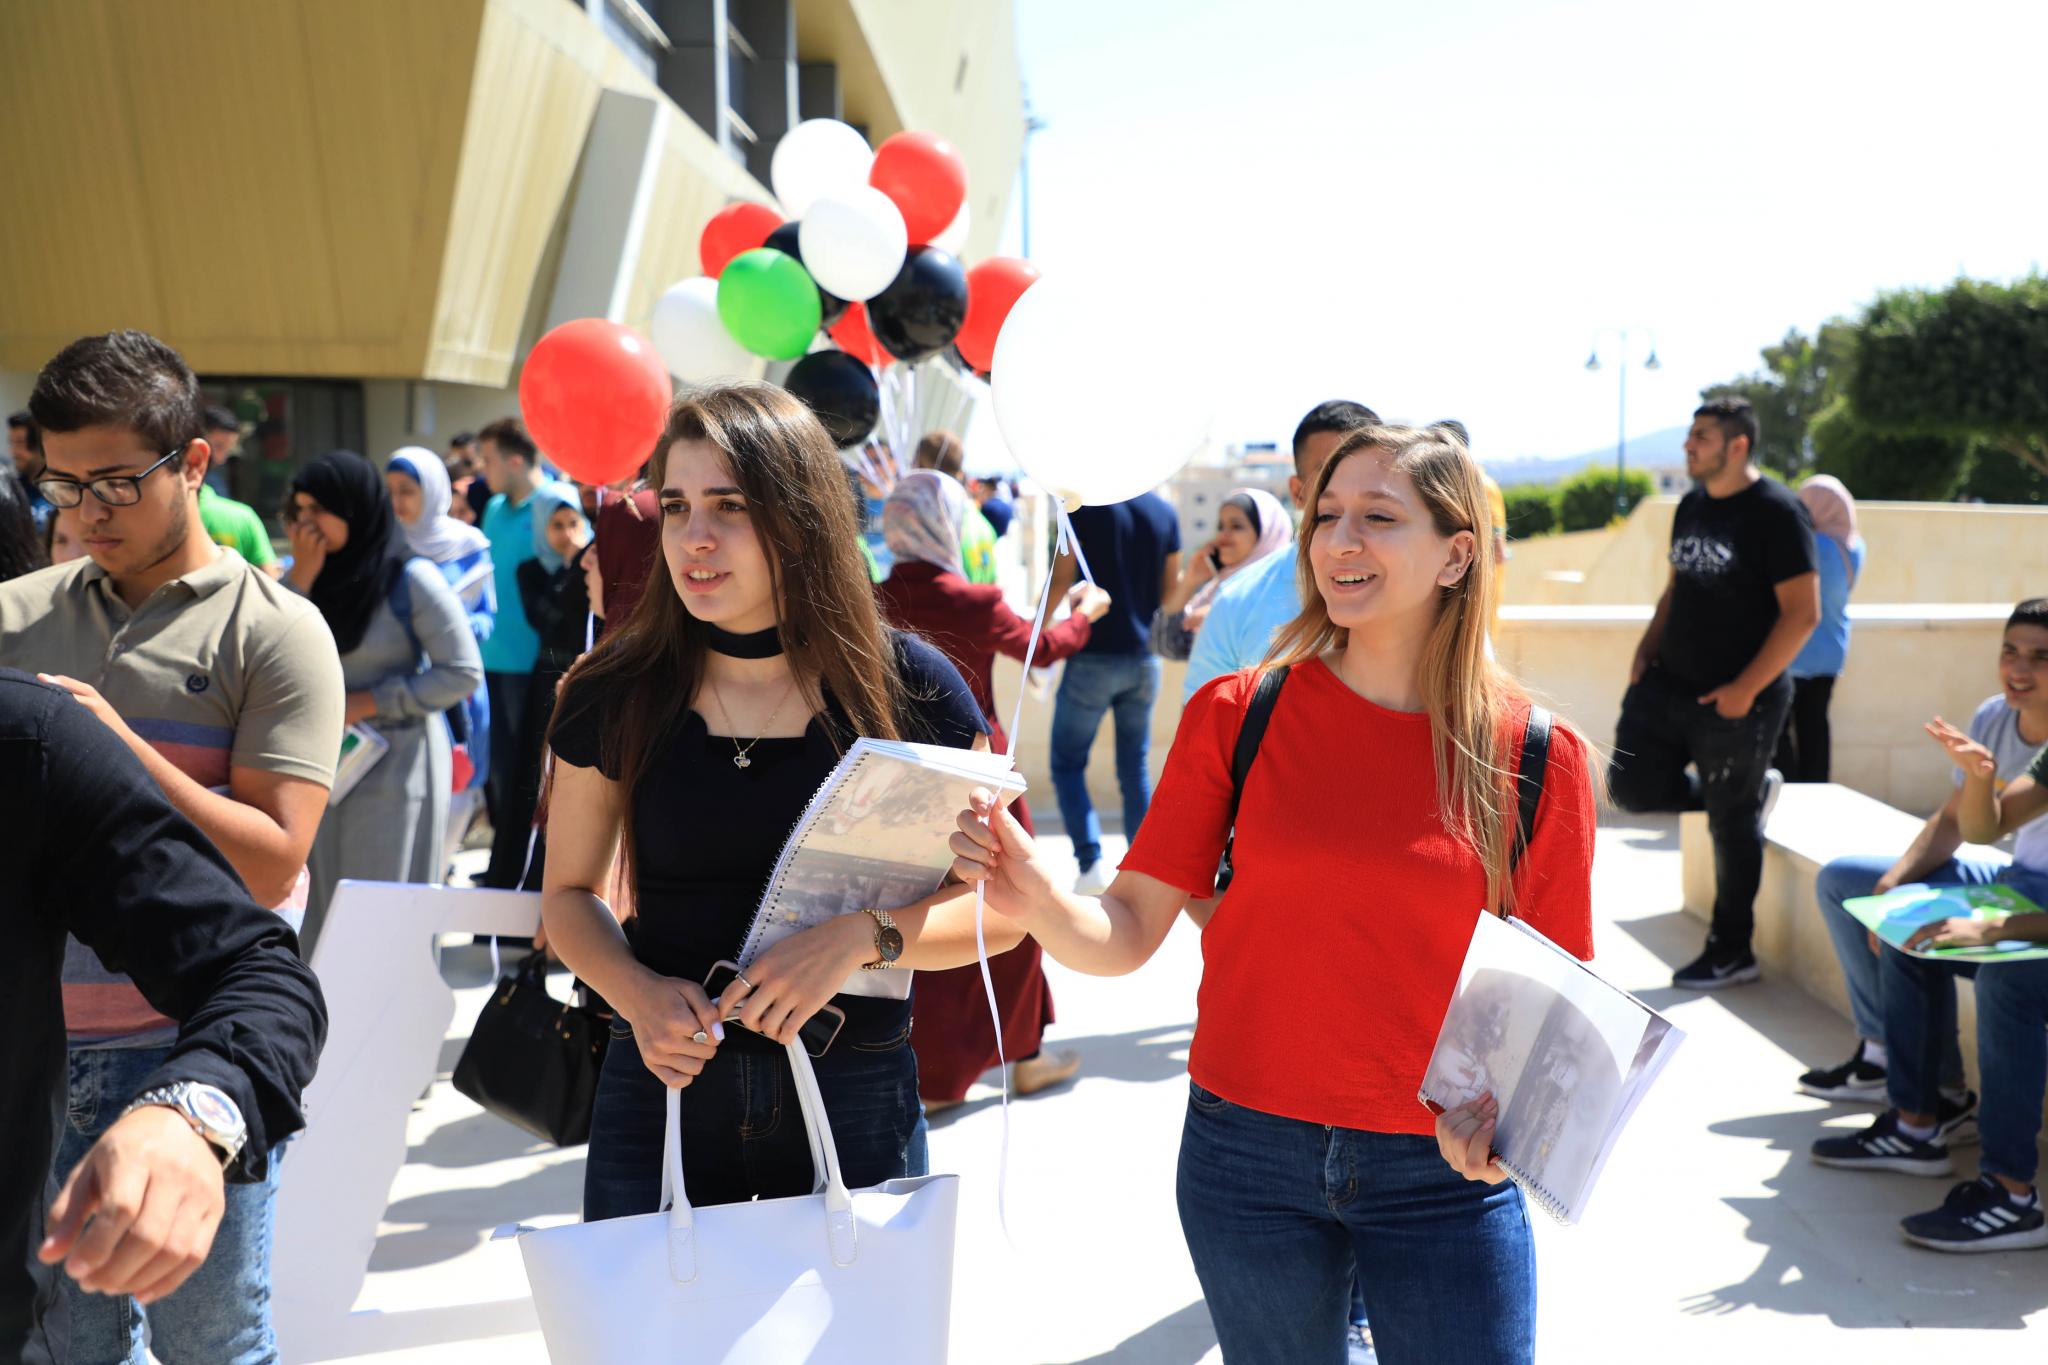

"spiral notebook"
[1419, 912, 1684, 1224]
[736, 738, 1028, 1000]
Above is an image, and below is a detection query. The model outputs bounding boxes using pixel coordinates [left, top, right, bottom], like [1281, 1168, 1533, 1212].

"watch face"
[189, 1088, 240, 1133]
[879, 925, 905, 961]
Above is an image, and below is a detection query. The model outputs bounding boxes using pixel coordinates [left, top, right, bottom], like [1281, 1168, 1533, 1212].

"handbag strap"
[1227, 665, 1291, 829]
[1510, 705, 1553, 879]
[659, 1040, 859, 1285]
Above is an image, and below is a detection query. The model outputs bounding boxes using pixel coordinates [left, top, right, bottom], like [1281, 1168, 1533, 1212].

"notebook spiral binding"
[735, 749, 880, 968]
[1416, 1082, 1572, 1226]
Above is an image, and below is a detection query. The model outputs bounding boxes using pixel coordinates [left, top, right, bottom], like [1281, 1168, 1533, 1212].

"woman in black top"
[544, 384, 1021, 1219]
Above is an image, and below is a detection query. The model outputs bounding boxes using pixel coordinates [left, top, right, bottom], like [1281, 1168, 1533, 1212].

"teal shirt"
[480, 491, 540, 673]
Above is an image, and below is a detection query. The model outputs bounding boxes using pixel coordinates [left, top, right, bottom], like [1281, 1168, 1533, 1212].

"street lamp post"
[1584, 328, 1662, 519]
[1019, 90, 1046, 258]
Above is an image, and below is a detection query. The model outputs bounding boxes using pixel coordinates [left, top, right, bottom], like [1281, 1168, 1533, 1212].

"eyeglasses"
[35, 445, 187, 508]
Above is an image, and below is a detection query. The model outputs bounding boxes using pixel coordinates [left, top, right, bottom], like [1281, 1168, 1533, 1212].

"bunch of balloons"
[647, 119, 1044, 463]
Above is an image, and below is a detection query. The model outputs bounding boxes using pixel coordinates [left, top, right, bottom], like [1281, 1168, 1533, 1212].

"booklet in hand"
[1420, 912, 1684, 1225]
[1842, 883, 2048, 963]
[329, 722, 390, 808]
[736, 739, 1027, 1000]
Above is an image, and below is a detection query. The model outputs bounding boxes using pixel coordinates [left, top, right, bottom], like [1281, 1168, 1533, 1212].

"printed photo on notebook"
[1420, 912, 1685, 1224]
[1843, 883, 2048, 963]
[737, 739, 1027, 1000]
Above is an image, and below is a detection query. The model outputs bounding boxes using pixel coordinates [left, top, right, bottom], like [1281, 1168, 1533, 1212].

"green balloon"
[717, 248, 823, 359]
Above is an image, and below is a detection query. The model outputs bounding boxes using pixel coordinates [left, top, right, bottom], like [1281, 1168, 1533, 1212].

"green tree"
[1556, 467, 1654, 532]
[1501, 484, 1558, 539]
[1844, 275, 2048, 477]
[1959, 446, 2048, 505]
[1698, 321, 1855, 477]
[1807, 397, 1973, 502]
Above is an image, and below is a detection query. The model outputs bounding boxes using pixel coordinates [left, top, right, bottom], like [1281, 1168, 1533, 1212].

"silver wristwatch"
[121, 1082, 248, 1169]
[858, 907, 904, 970]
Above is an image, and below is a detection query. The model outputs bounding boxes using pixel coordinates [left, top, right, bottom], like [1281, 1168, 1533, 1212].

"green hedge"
[1501, 485, 1559, 539]
[1808, 397, 1972, 502]
[1556, 467, 1656, 533]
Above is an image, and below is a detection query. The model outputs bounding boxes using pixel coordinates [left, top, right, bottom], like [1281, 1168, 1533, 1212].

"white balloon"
[930, 200, 971, 256]
[649, 277, 759, 383]
[770, 119, 873, 221]
[799, 188, 908, 302]
[991, 268, 1212, 508]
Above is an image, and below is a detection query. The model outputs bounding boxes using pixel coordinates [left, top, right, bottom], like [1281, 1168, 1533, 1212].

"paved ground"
[323, 815, 2048, 1363]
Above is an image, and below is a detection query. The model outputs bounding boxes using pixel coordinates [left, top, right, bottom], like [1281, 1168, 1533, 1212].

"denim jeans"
[1816, 853, 2015, 1087]
[1609, 668, 1793, 952]
[54, 1045, 284, 1365]
[1176, 1083, 1535, 1365]
[584, 1021, 927, 1221]
[1882, 923, 2048, 1186]
[1049, 652, 1161, 871]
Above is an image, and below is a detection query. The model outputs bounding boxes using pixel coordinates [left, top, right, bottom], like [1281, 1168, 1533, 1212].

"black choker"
[705, 623, 783, 659]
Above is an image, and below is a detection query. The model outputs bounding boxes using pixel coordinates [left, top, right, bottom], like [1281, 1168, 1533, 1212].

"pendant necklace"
[708, 672, 799, 770]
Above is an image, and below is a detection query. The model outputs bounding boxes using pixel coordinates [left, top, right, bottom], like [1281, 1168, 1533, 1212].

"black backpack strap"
[1510, 704, 1553, 877]
[1228, 665, 1290, 827]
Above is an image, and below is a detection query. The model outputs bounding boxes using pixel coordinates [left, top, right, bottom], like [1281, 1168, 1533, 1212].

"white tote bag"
[514, 1039, 960, 1363]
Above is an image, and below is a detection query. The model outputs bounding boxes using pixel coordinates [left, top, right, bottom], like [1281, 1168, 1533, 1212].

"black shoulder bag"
[453, 951, 609, 1147]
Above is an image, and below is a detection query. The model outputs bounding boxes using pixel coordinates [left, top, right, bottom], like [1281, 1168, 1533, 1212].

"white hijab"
[386, 447, 489, 565]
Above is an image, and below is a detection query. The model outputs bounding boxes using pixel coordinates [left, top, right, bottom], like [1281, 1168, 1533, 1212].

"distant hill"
[1484, 424, 1689, 487]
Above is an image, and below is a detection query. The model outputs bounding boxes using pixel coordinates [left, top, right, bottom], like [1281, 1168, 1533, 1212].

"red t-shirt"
[1122, 658, 1597, 1134]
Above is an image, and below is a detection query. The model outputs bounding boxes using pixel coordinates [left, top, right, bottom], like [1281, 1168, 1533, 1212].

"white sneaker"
[1073, 862, 1111, 896]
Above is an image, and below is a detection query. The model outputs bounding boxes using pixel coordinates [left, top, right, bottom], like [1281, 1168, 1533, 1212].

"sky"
[983, 0, 2048, 466]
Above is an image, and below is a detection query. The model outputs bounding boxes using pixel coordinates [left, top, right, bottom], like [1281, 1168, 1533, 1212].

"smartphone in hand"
[704, 959, 847, 1057]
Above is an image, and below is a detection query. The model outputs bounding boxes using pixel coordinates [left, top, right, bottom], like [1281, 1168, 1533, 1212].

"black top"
[548, 632, 985, 1048]
[0, 671, 327, 1364]
[1656, 478, 1817, 693]
[1065, 492, 1182, 655]
[517, 548, 594, 674]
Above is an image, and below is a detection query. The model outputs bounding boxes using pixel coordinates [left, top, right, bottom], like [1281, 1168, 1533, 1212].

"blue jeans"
[584, 1022, 927, 1221]
[1815, 853, 2015, 1087]
[1881, 875, 2048, 1186]
[1049, 653, 1161, 871]
[1176, 1083, 1535, 1365]
[54, 1045, 284, 1365]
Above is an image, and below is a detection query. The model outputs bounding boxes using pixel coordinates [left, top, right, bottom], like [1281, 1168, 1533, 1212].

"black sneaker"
[1811, 1109, 1953, 1177]
[1798, 1042, 1887, 1101]
[1901, 1176, 2048, 1253]
[1937, 1090, 1980, 1149]
[1673, 943, 1761, 990]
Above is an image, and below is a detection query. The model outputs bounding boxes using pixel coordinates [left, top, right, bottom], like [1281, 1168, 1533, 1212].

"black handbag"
[452, 952, 609, 1147]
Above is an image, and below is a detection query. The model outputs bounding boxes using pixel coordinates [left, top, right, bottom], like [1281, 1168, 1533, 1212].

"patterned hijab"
[1188, 486, 1292, 615]
[386, 446, 488, 566]
[882, 470, 967, 577]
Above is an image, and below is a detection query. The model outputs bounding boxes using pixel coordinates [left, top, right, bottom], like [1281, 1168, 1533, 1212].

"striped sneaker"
[1810, 1109, 1954, 1177]
[1937, 1090, 1980, 1149]
[1901, 1177, 2048, 1253]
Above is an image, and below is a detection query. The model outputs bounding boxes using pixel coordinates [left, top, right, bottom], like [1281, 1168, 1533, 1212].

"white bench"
[1680, 783, 2011, 1078]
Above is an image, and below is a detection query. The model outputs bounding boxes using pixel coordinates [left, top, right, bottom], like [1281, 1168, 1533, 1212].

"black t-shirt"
[1656, 478, 1817, 692]
[548, 632, 985, 1048]
[1066, 492, 1182, 655]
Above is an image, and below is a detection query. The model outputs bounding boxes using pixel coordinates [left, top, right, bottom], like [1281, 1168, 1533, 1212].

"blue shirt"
[1182, 546, 1302, 700]
[1789, 535, 1864, 679]
[480, 492, 540, 673]
[1068, 492, 1181, 655]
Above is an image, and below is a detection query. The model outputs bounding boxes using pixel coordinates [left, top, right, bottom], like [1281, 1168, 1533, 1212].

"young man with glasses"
[0, 330, 343, 1361]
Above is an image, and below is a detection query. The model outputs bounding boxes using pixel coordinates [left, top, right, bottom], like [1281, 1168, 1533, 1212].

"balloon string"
[978, 508, 1066, 1253]
[1055, 502, 1096, 587]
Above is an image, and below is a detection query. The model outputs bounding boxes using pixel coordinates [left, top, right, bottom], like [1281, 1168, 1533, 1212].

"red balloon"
[699, 201, 782, 277]
[868, 131, 967, 246]
[519, 319, 673, 486]
[828, 302, 891, 368]
[955, 257, 1041, 374]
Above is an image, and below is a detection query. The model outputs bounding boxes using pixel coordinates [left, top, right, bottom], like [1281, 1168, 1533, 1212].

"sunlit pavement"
[321, 816, 2048, 1363]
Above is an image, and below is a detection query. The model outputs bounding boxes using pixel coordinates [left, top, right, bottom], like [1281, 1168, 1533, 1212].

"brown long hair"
[1265, 424, 1531, 912]
[550, 383, 909, 888]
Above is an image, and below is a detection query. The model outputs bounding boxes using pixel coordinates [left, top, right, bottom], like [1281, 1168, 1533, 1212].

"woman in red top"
[950, 426, 1597, 1364]
[876, 470, 1112, 1109]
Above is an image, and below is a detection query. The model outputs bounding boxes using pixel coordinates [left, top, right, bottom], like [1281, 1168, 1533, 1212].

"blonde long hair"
[1265, 424, 1527, 912]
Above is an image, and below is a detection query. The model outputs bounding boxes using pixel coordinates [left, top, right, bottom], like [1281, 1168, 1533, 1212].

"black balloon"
[784, 349, 880, 448]
[765, 221, 849, 327]
[866, 247, 969, 364]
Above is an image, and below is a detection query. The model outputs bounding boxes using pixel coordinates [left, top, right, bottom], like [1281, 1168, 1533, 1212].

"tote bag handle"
[655, 1040, 858, 1283]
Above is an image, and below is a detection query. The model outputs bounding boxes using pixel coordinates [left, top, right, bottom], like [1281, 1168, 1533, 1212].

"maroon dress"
[876, 560, 1095, 1100]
